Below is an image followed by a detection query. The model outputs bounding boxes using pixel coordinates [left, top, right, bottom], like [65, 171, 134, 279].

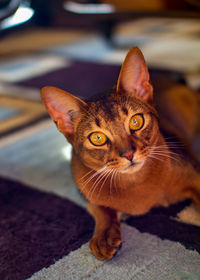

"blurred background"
[0, 0, 199, 199]
[0, 0, 200, 95]
[0, 3, 200, 278]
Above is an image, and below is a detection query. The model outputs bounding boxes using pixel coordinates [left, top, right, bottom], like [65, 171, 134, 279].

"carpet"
[29, 225, 200, 280]
[0, 178, 94, 280]
[0, 94, 47, 138]
[0, 17, 200, 280]
[0, 178, 200, 280]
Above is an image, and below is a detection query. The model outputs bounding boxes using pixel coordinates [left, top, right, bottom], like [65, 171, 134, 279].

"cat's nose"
[121, 149, 135, 161]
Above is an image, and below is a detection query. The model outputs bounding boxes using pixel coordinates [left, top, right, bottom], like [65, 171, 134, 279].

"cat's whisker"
[165, 138, 185, 144]
[150, 144, 181, 149]
[78, 169, 94, 183]
[150, 151, 180, 163]
[89, 168, 111, 200]
[150, 147, 180, 156]
[114, 169, 120, 195]
[152, 141, 185, 146]
[150, 147, 173, 151]
[166, 142, 184, 145]
[97, 168, 113, 199]
[147, 153, 165, 163]
[113, 169, 119, 195]
[156, 150, 180, 157]
[166, 144, 185, 149]
[87, 172, 104, 200]
[150, 148, 179, 155]
[164, 136, 184, 141]
[89, 168, 110, 200]
[151, 144, 174, 148]
[150, 146, 182, 157]
[81, 172, 99, 192]
[87, 169, 107, 196]
[109, 168, 116, 198]
[110, 168, 119, 197]
[81, 167, 106, 191]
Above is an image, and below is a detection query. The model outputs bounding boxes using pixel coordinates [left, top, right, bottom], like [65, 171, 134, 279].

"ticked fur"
[41, 47, 200, 260]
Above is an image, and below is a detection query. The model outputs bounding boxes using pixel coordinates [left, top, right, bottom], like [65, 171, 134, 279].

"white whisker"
[109, 168, 115, 197]
[148, 153, 165, 163]
[150, 145, 179, 149]
[150, 148, 179, 156]
[84, 167, 106, 185]
[114, 169, 119, 195]
[97, 168, 113, 199]
[78, 169, 94, 183]
[81, 166, 106, 192]
[87, 169, 109, 199]
[150, 151, 180, 163]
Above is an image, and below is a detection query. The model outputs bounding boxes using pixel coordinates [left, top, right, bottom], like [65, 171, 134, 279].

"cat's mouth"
[129, 162, 135, 167]
[121, 160, 145, 173]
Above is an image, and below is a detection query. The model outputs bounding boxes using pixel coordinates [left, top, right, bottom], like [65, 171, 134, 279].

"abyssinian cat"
[41, 47, 200, 260]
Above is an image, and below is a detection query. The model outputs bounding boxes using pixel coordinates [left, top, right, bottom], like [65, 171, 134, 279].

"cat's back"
[155, 83, 200, 170]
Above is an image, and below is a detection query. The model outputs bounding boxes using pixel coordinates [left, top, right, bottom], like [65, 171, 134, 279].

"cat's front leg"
[87, 203, 121, 260]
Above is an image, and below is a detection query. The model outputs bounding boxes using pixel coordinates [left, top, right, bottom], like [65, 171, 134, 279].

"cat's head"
[41, 48, 160, 174]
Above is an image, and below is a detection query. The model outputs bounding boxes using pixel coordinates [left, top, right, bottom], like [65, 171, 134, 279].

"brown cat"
[41, 47, 200, 260]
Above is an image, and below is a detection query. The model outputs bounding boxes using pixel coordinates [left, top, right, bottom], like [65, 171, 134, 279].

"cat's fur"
[41, 48, 200, 260]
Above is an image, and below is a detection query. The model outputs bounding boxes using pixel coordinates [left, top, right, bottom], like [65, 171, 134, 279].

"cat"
[41, 47, 200, 260]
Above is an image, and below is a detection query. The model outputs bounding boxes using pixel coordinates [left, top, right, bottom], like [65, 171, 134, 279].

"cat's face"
[73, 93, 159, 173]
[41, 47, 158, 174]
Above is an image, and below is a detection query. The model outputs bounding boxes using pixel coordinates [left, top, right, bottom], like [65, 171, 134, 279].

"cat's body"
[41, 48, 200, 260]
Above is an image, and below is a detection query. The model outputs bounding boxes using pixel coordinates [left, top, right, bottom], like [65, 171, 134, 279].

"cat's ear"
[41, 86, 87, 143]
[116, 47, 153, 103]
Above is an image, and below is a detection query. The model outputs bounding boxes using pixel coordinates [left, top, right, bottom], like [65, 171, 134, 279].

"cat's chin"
[121, 161, 145, 174]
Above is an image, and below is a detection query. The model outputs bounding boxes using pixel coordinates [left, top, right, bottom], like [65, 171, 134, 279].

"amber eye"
[129, 114, 144, 131]
[89, 132, 107, 146]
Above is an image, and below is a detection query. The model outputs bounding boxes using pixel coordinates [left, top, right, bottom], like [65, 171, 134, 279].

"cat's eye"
[89, 132, 107, 146]
[129, 114, 144, 131]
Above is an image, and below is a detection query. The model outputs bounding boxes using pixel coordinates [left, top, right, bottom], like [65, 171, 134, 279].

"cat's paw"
[89, 224, 121, 260]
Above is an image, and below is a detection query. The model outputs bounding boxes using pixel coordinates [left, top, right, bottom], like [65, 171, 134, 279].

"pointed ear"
[116, 47, 153, 103]
[41, 86, 87, 143]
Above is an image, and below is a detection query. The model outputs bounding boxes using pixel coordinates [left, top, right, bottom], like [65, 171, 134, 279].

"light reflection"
[64, 1, 115, 14]
[1, 6, 34, 30]
[62, 144, 72, 161]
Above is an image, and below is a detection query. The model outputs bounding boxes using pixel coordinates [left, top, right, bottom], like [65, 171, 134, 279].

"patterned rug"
[0, 178, 200, 280]
[0, 17, 200, 280]
[0, 94, 48, 138]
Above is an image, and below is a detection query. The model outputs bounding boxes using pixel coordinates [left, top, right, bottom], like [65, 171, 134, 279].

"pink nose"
[121, 149, 135, 161]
